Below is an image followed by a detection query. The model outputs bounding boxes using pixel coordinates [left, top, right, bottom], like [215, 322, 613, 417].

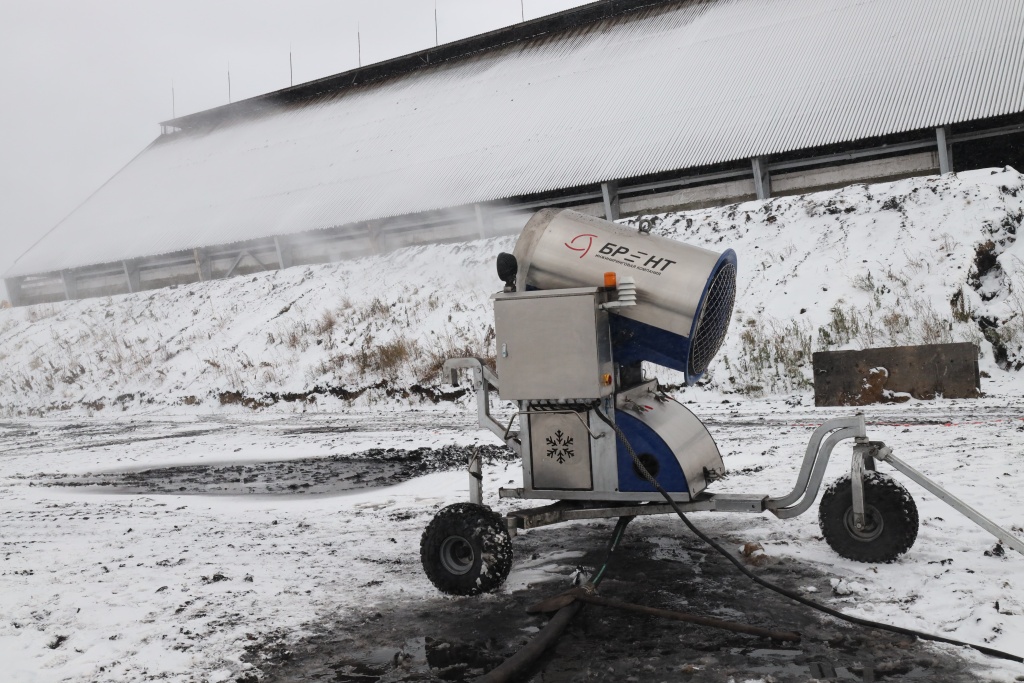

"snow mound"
[2, 168, 1023, 415]
[622, 166, 1024, 395]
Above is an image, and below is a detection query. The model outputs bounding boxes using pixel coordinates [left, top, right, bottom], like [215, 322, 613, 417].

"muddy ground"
[246, 503, 981, 683]
[22, 455, 987, 682]
[14, 449, 999, 683]
[19, 443, 514, 496]
[5, 410, 1021, 682]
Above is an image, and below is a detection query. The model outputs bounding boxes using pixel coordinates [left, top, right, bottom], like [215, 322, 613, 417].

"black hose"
[474, 601, 583, 683]
[591, 406, 1024, 665]
[475, 515, 634, 683]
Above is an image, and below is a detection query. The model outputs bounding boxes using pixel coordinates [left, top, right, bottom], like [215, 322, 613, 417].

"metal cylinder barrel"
[513, 208, 736, 383]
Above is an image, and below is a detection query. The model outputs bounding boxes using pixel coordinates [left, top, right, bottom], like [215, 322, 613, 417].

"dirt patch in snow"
[255, 520, 981, 682]
[216, 383, 469, 410]
[21, 444, 515, 496]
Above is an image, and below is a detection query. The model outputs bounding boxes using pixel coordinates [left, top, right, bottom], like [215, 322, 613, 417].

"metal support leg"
[767, 414, 866, 514]
[875, 447, 1024, 557]
[770, 427, 861, 519]
[849, 438, 877, 531]
[469, 447, 483, 505]
[444, 357, 521, 455]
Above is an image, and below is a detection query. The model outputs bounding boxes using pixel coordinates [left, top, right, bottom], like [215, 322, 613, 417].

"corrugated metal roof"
[8, 0, 1024, 277]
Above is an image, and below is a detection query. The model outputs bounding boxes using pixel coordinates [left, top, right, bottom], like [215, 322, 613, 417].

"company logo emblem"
[564, 233, 598, 258]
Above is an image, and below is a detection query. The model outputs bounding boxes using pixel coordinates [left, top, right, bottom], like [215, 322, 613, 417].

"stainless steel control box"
[493, 288, 613, 401]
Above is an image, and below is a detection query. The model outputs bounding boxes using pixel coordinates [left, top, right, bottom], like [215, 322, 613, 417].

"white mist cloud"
[0, 0, 591, 301]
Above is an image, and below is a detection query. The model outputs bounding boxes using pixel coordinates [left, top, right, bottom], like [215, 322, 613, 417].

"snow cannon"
[513, 208, 737, 384]
[424, 208, 1024, 598]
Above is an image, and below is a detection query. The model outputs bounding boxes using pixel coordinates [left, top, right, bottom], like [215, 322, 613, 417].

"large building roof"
[8, 0, 1024, 278]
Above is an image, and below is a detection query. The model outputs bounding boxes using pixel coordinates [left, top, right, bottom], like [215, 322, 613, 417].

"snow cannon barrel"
[512, 208, 737, 384]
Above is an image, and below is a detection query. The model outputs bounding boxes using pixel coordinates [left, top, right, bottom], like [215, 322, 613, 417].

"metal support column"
[751, 157, 771, 200]
[469, 448, 483, 505]
[122, 260, 141, 293]
[61, 270, 78, 301]
[475, 204, 488, 240]
[273, 236, 293, 269]
[194, 248, 213, 281]
[936, 126, 953, 174]
[601, 181, 620, 221]
[363, 221, 386, 255]
[3, 277, 24, 307]
[226, 250, 267, 277]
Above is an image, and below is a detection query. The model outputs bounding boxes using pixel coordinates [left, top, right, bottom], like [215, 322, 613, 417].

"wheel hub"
[439, 535, 475, 575]
[844, 505, 883, 542]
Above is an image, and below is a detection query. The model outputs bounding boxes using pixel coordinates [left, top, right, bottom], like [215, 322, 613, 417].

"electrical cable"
[590, 405, 1024, 665]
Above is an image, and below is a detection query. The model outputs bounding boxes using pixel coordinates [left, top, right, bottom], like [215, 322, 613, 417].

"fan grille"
[688, 262, 736, 377]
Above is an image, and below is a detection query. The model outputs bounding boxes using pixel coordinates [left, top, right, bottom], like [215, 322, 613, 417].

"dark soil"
[251, 518, 982, 683]
[21, 444, 515, 496]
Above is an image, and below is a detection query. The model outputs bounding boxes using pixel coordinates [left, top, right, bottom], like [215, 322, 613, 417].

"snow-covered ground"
[2, 399, 1023, 682]
[2, 168, 1024, 682]
[0, 409, 488, 682]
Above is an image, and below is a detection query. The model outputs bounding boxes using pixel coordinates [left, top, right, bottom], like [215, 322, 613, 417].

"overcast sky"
[0, 0, 591, 300]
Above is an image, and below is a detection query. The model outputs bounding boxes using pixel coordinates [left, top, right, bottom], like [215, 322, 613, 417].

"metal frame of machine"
[445, 356, 1024, 557]
[420, 208, 1024, 597]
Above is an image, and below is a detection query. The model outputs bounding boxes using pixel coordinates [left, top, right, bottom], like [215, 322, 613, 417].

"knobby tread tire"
[818, 472, 919, 563]
[420, 502, 513, 596]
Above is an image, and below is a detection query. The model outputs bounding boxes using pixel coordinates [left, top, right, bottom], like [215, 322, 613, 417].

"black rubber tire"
[420, 502, 513, 596]
[818, 472, 919, 563]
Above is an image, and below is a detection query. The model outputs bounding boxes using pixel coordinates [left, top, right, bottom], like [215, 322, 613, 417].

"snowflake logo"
[545, 430, 575, 464]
